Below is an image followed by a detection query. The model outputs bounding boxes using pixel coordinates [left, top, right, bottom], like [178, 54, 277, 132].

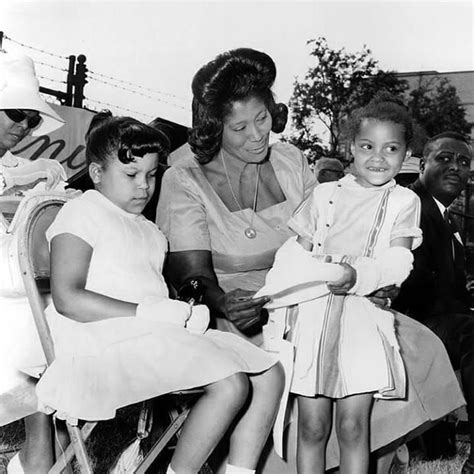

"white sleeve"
[46, 196, 101, 248]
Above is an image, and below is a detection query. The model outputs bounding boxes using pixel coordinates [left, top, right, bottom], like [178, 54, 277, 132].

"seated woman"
[157, 47, 316, 346]
[157, 47, 465, 473]
[0, 51, 67, 474]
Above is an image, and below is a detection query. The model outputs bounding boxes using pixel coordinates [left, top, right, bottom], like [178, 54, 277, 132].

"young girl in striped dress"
[262, 94, 421, 473]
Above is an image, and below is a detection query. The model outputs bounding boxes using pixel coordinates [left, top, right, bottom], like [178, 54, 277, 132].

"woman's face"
[0, 109, 38, 156]
[221, 96, 272, 164]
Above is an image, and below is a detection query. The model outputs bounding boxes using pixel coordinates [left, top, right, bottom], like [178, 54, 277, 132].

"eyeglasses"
[4, 109, 42, 129]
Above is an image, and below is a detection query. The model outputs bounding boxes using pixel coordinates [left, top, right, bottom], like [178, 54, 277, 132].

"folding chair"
[17, 197, 201, 473]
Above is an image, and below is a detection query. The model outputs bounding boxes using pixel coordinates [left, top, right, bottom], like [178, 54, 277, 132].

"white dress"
[35, 190, 276, 422]
[270, 175, 422, 399]
[0, 152, 70, 425]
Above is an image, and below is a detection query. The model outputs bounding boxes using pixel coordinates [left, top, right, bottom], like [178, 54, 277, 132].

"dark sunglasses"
[4, 109, 42, 129]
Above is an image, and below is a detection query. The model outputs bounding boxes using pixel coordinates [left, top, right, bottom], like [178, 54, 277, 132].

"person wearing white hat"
[0, 51, 67, 474]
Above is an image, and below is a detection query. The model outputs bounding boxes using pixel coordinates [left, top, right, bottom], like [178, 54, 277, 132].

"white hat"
[0, 51, 65, 135]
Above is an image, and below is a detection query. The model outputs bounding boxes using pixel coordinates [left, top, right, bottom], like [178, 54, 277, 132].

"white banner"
[10, 104, 95, 181]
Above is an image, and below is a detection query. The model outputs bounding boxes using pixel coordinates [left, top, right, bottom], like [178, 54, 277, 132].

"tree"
[287, 37, 407, 160]
[408, 76, 470, 139]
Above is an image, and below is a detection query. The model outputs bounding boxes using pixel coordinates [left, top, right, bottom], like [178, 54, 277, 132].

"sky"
[1, 0, 473, 128]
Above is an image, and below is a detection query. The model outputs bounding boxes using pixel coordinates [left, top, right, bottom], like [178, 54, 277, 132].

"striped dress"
[284, 174, 422, 398]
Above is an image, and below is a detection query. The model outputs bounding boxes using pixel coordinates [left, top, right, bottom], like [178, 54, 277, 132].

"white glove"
[255, 236, 344, 308]
[2, 158, 67, 192]
[350, 247, 414, 296]
[185, 305, 210, 335]
[136, 297, 190, 327]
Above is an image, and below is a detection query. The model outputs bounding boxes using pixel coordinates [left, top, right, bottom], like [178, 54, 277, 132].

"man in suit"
[393, 131, 473, 473]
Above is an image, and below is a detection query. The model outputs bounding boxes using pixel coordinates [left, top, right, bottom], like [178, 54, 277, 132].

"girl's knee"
[267, 362, 285, 394]
[252, 362, 285, 398]
[336, 415, 367, 445]
[299, 416, 331, 444]
[208, 372, 249, 407]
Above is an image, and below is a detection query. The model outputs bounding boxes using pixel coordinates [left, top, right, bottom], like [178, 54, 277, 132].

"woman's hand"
[327, 263, 357, 295]
[40, 159, 67, 190]
[219, 289, 271, 334]
[367, 285, 400, 309]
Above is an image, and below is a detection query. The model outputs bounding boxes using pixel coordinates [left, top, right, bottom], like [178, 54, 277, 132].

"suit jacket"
[393, 179, 470, 321]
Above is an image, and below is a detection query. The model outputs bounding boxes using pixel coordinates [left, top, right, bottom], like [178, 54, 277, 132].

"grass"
[406, 436, 470, 473]
[0, 415, 470, 473]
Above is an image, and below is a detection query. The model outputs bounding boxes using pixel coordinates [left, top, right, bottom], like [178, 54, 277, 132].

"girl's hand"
[327, 263, 356, 295]
[186, 304, 210, 334]
[220, 289, 271, 334]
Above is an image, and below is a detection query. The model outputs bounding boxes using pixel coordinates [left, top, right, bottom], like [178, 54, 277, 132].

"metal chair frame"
[17, 197, 198, 473]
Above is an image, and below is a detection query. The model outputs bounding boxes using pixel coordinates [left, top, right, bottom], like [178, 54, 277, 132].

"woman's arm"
[166, 250, 270, 332]
[50, 233, 136, 322]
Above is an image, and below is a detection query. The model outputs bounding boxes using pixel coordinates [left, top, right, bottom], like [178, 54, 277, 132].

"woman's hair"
[85, 110, 170, 167]
[189, 48, 288, 163]
[347, 92, 414, 147]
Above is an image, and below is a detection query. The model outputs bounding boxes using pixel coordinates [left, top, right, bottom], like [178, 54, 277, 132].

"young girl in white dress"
[35, 111, 284, 474]
[261, 94, 422, 473]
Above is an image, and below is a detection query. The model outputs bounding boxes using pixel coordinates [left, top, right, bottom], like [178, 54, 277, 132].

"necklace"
[221, 150, 260, 239]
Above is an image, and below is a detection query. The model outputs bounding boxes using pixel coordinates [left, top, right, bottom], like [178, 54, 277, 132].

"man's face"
[420, 137, 472, 206]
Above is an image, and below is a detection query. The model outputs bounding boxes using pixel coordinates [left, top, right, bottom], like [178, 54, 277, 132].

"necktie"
[444, 209, 465, 269]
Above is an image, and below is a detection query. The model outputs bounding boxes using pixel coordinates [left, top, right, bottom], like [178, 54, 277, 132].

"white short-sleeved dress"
[279, 175, 423, 398]
[35, 190, 276, 422]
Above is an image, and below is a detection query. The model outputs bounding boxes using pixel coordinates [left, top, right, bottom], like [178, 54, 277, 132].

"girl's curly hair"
[85, 110, 170, 167]
[189, 48, 288, 163]
[347, 91, 414, 147]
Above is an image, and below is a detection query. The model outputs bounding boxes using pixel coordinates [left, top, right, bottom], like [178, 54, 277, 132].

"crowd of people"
[0, 46, 472, 474]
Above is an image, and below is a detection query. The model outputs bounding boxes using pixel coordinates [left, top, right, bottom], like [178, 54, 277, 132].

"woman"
[157, 48, 465, 472]
[0, 51, 67, 474]
[157, 48, 316, 346]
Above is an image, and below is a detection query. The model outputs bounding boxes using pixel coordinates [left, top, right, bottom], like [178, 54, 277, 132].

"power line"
[37, 74, 68, 85]
[88, 69, 188, 102]
[88, 75, 190, 111]
[3, 34, 68, 60]
[84, 97, 155, 120]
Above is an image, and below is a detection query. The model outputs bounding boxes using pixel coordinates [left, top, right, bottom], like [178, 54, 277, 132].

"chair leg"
[53, 419, 73, 474]
[49, 422, 97, 474]
[135, 408, 190, 474]
[65, 423, 93, 474]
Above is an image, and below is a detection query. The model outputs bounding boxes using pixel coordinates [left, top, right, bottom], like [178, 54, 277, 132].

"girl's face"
[221, 96, 272, 164]
[350, 119, 410, 188]
[91, 152, 158, 214]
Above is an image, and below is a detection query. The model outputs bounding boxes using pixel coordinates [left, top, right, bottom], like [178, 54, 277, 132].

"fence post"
[65, 55, 76, 106]
[73, 54, 87, 108]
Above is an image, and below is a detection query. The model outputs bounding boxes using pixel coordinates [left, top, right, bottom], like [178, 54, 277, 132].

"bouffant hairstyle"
[85, 110, 170, 167]
[347, 92, 414, 147]
[189, 48, 289, 164]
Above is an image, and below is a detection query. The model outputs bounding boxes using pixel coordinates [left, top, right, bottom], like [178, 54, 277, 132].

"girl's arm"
[390, 236, 413, 249]
[50, 233, 137, 322]
[296, 234, 313, 251]
[330, 238, 416, 297]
